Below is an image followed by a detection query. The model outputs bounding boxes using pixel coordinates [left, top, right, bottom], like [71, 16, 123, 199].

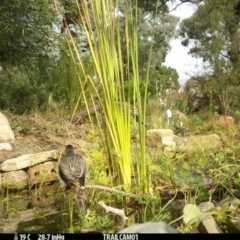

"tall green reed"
[53, 0, 155, 194]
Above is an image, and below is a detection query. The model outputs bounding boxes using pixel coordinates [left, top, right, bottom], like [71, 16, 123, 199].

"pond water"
[17, 211, 84, 233]
[0, 182, 183, 233]
[0, 184, 81, 233]
[0, 175, 222, 234]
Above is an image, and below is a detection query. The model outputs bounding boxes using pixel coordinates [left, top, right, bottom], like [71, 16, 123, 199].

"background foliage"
[1, 0, 240, 119]
[0, 0, 180, 114]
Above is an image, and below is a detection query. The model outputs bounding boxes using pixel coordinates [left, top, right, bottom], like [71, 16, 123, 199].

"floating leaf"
[183, 204, 201, 225]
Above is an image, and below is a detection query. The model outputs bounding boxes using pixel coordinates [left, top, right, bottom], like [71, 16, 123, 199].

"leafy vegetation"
[0, 0, 240, 234]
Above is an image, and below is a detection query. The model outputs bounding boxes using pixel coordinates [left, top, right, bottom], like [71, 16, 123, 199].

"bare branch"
[85, 184, 136, 198]
[98, 201, 128, 230]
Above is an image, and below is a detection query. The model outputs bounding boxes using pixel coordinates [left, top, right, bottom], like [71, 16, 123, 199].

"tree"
[180, 0, 240, 72]
[179, 0, 240, 114]
[151, 65, 180, 93]
[0, 0, 60, 67]
[57, 0, 179, 84]
[0, 1, 72, 113]
[137, 12, 179, 79]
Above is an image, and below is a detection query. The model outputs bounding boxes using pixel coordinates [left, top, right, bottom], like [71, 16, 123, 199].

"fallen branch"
[85, 180, 218, 201]
[98, 201, 128, 229]
[85, 184, 137, 198]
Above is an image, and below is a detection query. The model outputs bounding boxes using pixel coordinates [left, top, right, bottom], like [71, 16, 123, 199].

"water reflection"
[0, 184, 70, 233]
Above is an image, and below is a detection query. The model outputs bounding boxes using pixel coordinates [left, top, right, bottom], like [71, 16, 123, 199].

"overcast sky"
[164, 1, 203, 85]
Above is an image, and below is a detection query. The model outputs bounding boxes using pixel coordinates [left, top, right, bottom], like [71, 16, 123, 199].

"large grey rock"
[118, 221, 179, 233]
[147, 129, 176, 151]
[1, 150, 58, 171]
[2, 170, 28, 190]
[0, 112, 14, 143]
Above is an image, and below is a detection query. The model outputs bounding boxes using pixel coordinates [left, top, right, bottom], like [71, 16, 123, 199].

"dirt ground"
[0, 114, 95, 163]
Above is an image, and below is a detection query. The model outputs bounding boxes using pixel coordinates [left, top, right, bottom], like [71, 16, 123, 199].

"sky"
[164, 1, 203, 85]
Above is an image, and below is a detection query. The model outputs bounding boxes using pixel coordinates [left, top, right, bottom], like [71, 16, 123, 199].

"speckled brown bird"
[58, 144, 88, 214]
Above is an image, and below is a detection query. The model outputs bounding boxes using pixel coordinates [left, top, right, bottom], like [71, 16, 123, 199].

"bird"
[58, 144, 88, 214]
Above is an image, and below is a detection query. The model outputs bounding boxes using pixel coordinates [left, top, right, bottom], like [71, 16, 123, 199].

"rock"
[2, 170, 28, 190]
[198, 213, 223, 233]
[32, 194, 56, 207]
[31, 184, 59, 207]
[6, 195, 30, 211]
[118, 221, 179, 233]
[1, 150, 58, 171]
[180, 134, 222, 154]
[197, 202, 223, 233]
[146, 130, 162, 148]
[147, 129, 176, 151]
[0, 219, 18, 233]
[0, 112, 15, 143]
[0, 143, 12, 151]
[28, 161, 58, 185]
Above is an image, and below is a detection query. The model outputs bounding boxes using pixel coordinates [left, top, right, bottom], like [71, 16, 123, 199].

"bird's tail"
[74, 189, 88, 214]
